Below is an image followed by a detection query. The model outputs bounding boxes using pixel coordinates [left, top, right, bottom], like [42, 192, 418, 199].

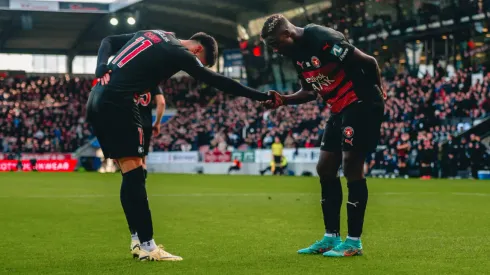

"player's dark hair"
[190, 32, 218, 67]
[261, 14, 287, 39]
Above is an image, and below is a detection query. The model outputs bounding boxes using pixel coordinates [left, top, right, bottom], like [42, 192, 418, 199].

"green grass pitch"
[0, 173, 489, 274]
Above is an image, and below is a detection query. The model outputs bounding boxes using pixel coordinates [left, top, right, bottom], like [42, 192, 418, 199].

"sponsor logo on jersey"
[137, 91, 151, 106]
[331, 44, 344, 57]
[305, 73, 334, 92]
[296, 61, 305, 69]
[339, 48, 349, 61]
[322, 42, 331, 51]
[344, 138, 353, 146]
[311, 56, 321, 68]
[343, 126, 354, 138]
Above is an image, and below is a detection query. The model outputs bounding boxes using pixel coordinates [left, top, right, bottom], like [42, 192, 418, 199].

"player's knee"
[118, 157, 144, 174]
[317, 161, 337, 179]
[121, 166, 145, 193]
[342, 153, 364, 181]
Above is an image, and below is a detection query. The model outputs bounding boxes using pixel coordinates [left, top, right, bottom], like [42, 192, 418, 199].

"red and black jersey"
[292, 24, 359, 113]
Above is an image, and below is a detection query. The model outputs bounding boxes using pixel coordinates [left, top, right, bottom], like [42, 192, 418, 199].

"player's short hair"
[261, 14, 288, 39]
[190, 32, 218, 67]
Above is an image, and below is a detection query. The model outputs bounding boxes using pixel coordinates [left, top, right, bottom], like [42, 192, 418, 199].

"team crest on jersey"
[311, 56, 321, 68]
[343, 127, 354, 138]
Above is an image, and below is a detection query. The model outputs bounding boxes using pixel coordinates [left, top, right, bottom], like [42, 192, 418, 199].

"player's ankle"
[347, 236, 360, 241]
[141, 239, 157, 251]
[131, 232, 139, 242]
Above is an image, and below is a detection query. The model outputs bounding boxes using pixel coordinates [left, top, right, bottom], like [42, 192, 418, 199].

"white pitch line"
[0, 193, 315, 199]
[0, 192, 488, 199]
[451, 192, 490, 197]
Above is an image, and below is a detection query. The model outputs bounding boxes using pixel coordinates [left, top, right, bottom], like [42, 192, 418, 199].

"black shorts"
[273, 155, 282, 164]
[86, 86, 144, 159]
[321, 101, 384, 153]
[143, 127, 152, 156]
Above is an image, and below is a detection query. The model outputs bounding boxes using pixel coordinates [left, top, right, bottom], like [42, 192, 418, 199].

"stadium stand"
[0, 75, 93, 155]
[1, 64, 488, 177]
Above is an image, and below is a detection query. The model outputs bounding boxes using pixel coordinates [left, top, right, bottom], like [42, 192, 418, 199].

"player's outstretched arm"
[282, 86, 317, 105]
[177, 50, 270, 101]
[262, 81, 316, 109]
[95, 33, 135, 77]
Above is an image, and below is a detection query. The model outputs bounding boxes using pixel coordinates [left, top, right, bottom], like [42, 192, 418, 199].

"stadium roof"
[0, 0, 326, 55]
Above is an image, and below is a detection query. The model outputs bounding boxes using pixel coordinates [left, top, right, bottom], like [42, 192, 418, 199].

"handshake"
[261, 91, 286, 109]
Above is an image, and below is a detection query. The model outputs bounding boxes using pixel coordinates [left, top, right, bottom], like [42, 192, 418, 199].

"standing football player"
[87, 30, 270, 261]
[138, 86, 166, 172]
[125, 85, 165, 258]
[261, 14, 385, 257]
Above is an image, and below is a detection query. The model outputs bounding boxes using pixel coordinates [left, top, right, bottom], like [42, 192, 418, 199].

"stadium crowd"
[0, 65, 488, 177]
[153, 67, 490, 177]
[0, 75, 93, 156]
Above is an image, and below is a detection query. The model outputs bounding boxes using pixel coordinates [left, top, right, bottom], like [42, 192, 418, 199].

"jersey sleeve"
[174, 47, 270, 101]
[309, 26, 355, 65]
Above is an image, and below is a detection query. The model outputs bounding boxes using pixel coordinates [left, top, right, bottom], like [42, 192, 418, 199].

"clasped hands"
[261, 91, 286, 109]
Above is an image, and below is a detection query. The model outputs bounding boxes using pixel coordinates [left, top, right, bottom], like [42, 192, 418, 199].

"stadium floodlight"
[110, 17, 119, 26]
[127, 17, 136, 25]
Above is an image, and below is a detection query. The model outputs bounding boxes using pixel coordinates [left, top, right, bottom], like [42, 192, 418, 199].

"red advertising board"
[0, 153, 72, 160]
[203, 151, 232, 163]
[0, 160, 78, 172]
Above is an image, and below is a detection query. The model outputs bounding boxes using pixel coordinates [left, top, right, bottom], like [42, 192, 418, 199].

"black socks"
[320, 177, 342, 236]
[346, 179, 368, 238]
[120, 166, 153, 243]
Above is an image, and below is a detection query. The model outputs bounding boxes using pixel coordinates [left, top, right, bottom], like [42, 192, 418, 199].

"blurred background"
[0, 0, 489, 179]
